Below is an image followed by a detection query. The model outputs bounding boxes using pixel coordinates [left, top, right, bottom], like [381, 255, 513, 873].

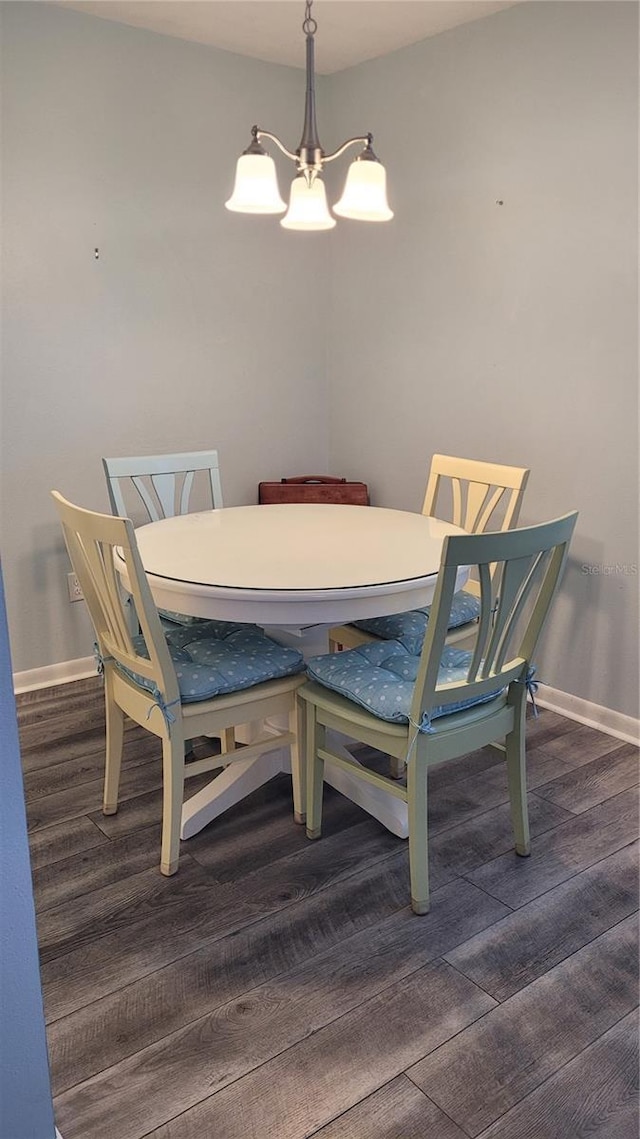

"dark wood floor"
[19, 676, 639, 1139]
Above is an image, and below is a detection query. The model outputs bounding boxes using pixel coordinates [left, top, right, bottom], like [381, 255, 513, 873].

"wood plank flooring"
[18, 677, 639, 1139]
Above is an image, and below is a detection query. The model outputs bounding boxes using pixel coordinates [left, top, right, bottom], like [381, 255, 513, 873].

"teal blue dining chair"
[102, 449, 236, 753]
[102, 450, 224, 629]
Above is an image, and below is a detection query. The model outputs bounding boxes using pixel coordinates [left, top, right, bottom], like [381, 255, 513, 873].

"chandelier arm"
[322, 135, 371, 164]
[255, 129, 298, 163]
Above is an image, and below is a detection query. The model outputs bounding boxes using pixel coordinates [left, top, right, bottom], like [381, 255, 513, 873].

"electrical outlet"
[67, 572, 84, 602]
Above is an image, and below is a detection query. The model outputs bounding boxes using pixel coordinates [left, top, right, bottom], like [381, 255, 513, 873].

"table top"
[121, 503, 468, 626]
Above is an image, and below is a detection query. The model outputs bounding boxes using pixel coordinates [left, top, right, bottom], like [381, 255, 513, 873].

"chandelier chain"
[302, 1, 317, 37]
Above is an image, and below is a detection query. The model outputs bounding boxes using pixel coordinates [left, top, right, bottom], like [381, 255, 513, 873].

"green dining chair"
[300, 512, 578, 914]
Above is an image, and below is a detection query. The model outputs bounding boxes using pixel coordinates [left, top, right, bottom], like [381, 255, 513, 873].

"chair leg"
[197, 727, 235, 764]
[160, 730, 186, 876]
[505, 694, 530, 857]
[220, 727, 236, 755]
[390, 756, 405, 780]
[290, 697, 306, 825]
[406, 752, 430, 914]
[305, 703, 325, 840]
[103, 679, 125, 815]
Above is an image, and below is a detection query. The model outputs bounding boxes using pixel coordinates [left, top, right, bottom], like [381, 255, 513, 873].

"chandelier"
[225, 0, 393, 231]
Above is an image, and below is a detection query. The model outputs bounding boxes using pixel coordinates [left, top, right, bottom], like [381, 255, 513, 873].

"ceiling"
[58, 1, 518, 74]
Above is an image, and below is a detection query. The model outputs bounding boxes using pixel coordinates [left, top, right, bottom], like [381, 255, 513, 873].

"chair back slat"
[413, 563, 461, 710]
[129, 475, 166, 522]
[51, 492, 178, 700]
[475, 485, 508, 533]
[178, 470, 196, 516]
[450, 477, 464, 528]
[519, 542, 570, 663]
[79, 529, 133, 654]
[464, 480, 494, 532]
[411, 513, 578, 726]
[484, 550, 546, 675]
[103, 451, 223, 525]
[468, 561, 494, 680]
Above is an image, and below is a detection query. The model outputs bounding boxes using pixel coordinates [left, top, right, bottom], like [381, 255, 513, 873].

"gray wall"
[1, 2, 330, 671]
[326, 1, 639, 718]
[0, 568, 56, 1139]
[2, 2, 638, 719]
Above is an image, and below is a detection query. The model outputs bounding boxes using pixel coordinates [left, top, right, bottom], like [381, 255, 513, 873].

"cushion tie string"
[406, 711, 435, 764]
[93, 643, 113, 677]
[94, 646, 180, 725]
[146, 692, 181, 727]
[516, 666, 539, 718]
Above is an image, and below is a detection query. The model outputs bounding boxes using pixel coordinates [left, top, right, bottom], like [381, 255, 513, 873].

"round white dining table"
[117, 504, 468, 842]
[123, 503, 469, 626]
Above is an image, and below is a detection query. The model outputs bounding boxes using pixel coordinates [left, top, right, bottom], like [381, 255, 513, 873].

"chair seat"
[119, 620, 305, 703]
[351, 589, 481, 653]
[306, 640, 503, 725]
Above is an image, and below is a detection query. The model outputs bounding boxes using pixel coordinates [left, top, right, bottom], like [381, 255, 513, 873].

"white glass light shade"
[333, 159, 393, 221]
[225, 153, 286, 214]
[280, 176, 336, 231]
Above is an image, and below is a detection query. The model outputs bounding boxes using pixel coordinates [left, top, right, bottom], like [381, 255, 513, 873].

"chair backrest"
[102, 450, 223, 524]
[410, 512, 578, 725]
[51, 491, 178, 705]
[422, 454, 530, 534]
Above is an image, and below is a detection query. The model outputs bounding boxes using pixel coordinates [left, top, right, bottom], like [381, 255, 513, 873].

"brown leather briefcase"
[258, 475, 369, 506]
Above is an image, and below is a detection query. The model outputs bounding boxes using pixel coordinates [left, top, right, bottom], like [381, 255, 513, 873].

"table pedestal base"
[180, 624, 409, 843]
[180, 728, 408, 841]
[181, 749, 289, 840]
[324, 733, 409, 837]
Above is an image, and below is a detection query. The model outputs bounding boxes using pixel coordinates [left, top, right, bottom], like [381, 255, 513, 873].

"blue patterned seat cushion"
[351, 589, 481, 654]
[118, 620, 305, 703]
[306, 640, 503, 726]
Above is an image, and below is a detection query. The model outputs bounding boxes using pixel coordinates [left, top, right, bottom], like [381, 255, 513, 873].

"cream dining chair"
[52, 492, 306, 876]
[329, 454, 530, 653]
[302, 512, 578, 914]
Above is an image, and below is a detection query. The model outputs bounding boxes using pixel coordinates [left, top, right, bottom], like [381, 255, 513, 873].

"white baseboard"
[13, 656, 96, 695]
[12, 657, 639, 746]
[536, 683, 639, 747]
